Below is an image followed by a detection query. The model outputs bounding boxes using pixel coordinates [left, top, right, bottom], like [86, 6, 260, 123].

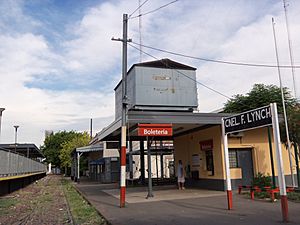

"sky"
[0, 0, 299, 146]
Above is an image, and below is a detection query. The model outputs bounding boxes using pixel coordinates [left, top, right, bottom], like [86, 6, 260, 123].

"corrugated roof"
[76, 143, 104, 153]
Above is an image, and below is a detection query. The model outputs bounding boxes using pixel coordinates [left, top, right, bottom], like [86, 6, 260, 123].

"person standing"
[177, 160, 185, 190]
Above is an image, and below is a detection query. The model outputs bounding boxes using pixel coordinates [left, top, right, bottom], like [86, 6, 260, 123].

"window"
[229, 150, 238, 168]
[205, 150, 214, 175]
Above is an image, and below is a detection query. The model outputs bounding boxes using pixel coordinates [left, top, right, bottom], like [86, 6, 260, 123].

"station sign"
[138, 124, 173, 136]
[224, 105, 272, 134]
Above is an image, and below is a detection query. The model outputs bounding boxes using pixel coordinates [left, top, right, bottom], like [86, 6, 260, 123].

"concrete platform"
[102, 185, 226, 203]
[75, 180, 300, 225]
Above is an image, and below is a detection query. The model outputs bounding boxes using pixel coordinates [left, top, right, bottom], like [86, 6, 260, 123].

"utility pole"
[0, 108, 5, 143]
[90, 118, 93, 139]
[14, 125, 19, 152]
[283, 0, 297, 99]
[272, 18, 295, 187]
[112, 13, 132, 208]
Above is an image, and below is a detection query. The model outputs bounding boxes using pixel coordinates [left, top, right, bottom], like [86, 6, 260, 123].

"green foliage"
[280, 106, 300, 148]
[0, 197, 19, 216]
[62, 179, 106, 225]
[59, 132, 90, 168]
[223, 83, 300, 152]
[41, 130, 88, 168]
[223, 84, 296, 114]
[287, 192, 300, 202]
[252, 172, 272, 189]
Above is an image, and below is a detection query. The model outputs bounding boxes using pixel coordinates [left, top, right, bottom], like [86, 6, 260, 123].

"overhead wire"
[128, 43, 232, 99]
[129, 0, 150, 19]
[129, 0, 179, 19]
[128, 43, 299, 160]
[130, 41, 300, 68]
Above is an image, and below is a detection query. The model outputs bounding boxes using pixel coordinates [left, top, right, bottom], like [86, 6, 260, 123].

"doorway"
[230, 148, 254, 186]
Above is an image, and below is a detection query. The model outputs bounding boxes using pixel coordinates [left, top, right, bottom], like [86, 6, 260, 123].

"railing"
[0, 150, 46, 177]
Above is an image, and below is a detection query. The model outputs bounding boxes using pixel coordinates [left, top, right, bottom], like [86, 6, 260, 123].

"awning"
[76, 143, 104, 153]
[93, 111, 231, 143]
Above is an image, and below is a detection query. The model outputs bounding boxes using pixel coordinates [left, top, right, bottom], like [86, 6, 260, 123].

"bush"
[252, 172, 272, 189]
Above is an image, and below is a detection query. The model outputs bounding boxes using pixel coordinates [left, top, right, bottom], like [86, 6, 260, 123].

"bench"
[266, 187, 295, 202]
[238, 185, 252, 194]
[239, 185, 295, 201]
[238, 185, 271, 198]
[250, 186, 272, 200]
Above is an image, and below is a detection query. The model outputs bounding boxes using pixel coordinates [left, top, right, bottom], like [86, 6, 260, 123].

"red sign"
[138, 124, 173, 136]
[200, 140, 213, 151]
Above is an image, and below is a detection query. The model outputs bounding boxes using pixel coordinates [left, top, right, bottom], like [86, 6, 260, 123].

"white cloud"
[0, 0, 300, 146]
[63, 0, 138, 75]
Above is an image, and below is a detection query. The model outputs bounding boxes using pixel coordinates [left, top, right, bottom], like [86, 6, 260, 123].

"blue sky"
[0, 0, 299, 146]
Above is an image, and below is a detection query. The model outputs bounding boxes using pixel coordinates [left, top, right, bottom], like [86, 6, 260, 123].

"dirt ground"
[0, 175, 72, 225]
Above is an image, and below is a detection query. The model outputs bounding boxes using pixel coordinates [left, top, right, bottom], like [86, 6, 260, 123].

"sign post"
[222, 104, 288, 221]
[221, 119, 232, 210]
[138, 124, 173, 198]
[270, 103, 288, 222]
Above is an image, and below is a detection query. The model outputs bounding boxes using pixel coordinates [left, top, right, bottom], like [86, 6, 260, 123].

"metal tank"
[115, 59, 198, 119]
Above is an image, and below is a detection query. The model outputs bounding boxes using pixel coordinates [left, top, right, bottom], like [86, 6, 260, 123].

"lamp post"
[14, 125, 19, 152]
[0, 108, 5, 143]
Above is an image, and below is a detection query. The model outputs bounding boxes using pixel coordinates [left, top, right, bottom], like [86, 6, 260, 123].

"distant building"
[45, 130, 53, 139]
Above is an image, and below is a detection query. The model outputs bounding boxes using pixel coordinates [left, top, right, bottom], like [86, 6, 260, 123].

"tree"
[223, 84, 299, 145]
[223, 83, 300, 185]
[223, 84, 297, 114]
[41, 131, 78, 168]
[59, 132, 90, 169]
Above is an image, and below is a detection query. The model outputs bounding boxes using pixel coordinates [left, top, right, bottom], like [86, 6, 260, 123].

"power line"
[129, 0, 150, 19]
[128, 42, 232, 99]
[130, 41, 300, 69]
[129, 0, 179, 19]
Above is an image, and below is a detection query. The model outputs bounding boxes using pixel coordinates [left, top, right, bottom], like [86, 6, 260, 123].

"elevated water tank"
[115, 59, 198, 119]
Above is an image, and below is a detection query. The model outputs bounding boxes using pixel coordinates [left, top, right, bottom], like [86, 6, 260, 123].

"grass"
[0, 197, 19, 215]
[248, 190, 300, 203]
[62, 179, 107, 225]
[287, 192, 300, 202]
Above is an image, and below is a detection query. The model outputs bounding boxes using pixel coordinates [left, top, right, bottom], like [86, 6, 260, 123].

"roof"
[75, 143, 104, 153]
[129, 58, 196, 71]
[0, 143, 44, 158]
[115, 58, 197, 90]
[92, 111, 232, 142]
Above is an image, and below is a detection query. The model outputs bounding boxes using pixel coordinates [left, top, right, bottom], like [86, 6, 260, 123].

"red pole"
[281, 195, 289, 222]
[120, 126, 126, 207]
[227, 190, 233, 210]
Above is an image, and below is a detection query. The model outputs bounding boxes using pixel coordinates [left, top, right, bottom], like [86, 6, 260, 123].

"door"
[237, 149, 254, 186]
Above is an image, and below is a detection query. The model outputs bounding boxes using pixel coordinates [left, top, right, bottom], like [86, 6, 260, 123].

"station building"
[88, 59, 297, 190]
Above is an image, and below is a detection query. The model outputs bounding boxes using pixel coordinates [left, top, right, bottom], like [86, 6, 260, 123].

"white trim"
[121, 126, 127, 147]
[222, 118, 232, 191]
[120, 166, 126, 187]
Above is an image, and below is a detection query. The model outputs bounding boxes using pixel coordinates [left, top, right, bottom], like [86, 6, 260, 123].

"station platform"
[75, 179, 300, 225]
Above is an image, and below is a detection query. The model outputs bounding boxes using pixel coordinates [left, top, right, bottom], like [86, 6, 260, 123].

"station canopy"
[92, 111, 230, 143]
[74, 143, 104, 155]
[0, 143, 44, 158]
